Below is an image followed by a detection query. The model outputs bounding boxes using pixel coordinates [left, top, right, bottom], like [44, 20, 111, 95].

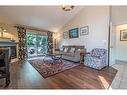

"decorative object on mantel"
[62, 5, 74, 11]
[63, 31, 68, 39]
[17, 26, 27, 60]
[10, 39, 15, 42]
[120, 29, 127, 41]
[69, 28, 79, 39]
[80, 26, 89, 36]
[0, 27, 6, 37]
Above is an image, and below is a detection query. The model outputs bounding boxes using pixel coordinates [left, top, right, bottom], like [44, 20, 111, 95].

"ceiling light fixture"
[62, 5, 74, 11]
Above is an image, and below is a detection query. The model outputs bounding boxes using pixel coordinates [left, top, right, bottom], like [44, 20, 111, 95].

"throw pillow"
[77, 49, 81, 51]
[64, 48, 68, 52]
[70, 48, 75, 53]
[60, 47, 64, 52]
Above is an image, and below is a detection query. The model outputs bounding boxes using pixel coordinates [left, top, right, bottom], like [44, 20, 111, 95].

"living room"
[0, 3, 127, 93]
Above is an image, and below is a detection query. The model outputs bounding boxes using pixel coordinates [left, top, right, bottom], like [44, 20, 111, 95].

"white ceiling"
[0, 6, 83, 32]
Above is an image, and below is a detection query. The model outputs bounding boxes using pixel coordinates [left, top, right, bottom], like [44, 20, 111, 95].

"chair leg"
[5, 72, 10, 86]
[6, 79, 10, 86]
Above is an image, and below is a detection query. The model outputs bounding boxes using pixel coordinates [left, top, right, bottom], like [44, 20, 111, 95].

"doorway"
[26, 33, 48, 58]
[109, 24, 127, 66]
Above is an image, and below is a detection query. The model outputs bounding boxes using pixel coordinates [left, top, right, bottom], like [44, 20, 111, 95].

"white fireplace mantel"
[0, 41, 19, 63]
[0, 41, 17, 46]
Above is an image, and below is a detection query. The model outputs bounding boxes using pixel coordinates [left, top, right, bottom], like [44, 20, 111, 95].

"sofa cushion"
[60, 51, 67, 55]
[62, 53, 75, 57]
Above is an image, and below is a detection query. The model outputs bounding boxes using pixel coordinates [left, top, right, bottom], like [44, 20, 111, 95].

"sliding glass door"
[26, 33, 48, 58]
[37, 35, 48, 55]
[27, 33, 37, 57]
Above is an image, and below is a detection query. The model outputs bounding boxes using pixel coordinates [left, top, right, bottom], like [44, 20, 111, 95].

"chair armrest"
[84, 52, 91, 57]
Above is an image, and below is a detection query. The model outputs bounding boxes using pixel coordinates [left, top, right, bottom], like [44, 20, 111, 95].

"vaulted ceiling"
[0, 6, 83, 32]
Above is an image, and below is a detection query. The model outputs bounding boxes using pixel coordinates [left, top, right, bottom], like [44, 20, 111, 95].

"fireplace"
[0, 41, 18, 59]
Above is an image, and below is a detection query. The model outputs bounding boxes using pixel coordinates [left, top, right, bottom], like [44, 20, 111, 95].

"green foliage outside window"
[26, 34, 36, 46]
[26, 33, 48, 56]
[26, 33, 48, 47]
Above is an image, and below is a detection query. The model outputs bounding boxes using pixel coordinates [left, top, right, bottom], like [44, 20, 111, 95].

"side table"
[80, 52, 85, 64]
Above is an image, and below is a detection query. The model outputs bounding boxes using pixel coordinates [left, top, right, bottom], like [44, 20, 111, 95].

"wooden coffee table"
[80, 52, 85, 64]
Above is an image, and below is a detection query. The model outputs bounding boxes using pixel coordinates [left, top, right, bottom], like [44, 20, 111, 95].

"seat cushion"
[62, 52, 75, 57]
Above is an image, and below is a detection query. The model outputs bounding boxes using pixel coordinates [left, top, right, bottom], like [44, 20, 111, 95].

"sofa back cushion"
[69, 48, 75, 53]
[64, 48, 68, 52]
[60, 47, 64, 52]
[62, 45, 85, 53]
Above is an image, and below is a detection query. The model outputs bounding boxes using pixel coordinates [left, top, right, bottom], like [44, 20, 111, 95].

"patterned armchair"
[84, 48, 108, 70]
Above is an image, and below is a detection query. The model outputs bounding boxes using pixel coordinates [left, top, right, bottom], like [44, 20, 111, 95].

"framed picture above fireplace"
[69, 28, 79, 39]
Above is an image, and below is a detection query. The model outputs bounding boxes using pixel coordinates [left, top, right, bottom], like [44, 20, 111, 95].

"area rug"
[28, 57, 80, 78]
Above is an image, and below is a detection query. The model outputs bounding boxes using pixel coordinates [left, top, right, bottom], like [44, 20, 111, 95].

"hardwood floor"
[0, 61, 117, 89]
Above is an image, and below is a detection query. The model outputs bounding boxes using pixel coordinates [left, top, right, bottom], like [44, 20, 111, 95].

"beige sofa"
[59, 45, 86, 63]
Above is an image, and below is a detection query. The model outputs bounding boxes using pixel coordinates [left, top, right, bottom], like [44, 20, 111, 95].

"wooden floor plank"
[0, 61, 117, 89]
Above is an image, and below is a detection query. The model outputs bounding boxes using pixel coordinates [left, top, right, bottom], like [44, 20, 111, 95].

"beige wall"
[111, 6, 127, 63]
[115, 24, 127, 62]
[0, 23, 18, 42]
[57, 6, 110, 52]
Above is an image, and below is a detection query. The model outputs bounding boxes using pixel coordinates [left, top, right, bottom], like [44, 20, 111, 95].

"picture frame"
[80, 26, 89, 36]
[63, 31, 68, 39]
[69, 28, 79, 39]
[120, 29, 127, 41]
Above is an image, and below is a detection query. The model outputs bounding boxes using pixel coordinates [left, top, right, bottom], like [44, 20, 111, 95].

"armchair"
[84, 48, 107, 70]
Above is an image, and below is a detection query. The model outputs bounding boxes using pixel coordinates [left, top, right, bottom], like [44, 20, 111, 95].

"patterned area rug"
[28, 57, 80, 78]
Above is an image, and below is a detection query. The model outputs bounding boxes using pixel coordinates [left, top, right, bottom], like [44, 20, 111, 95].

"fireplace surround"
[0, 41, 18, 59]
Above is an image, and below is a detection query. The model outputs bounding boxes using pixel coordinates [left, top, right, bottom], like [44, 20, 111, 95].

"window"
[26, 33, 48, 57]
